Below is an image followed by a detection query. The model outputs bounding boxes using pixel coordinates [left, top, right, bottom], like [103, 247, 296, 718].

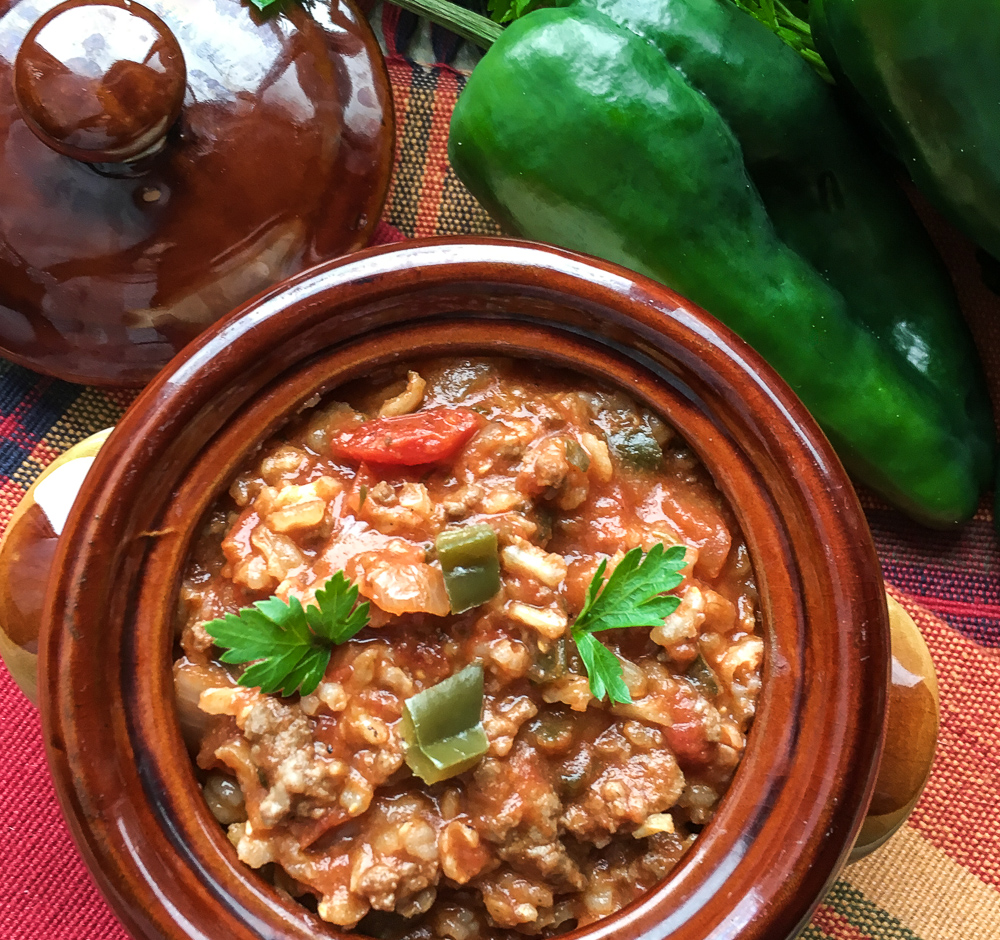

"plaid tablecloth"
[2, 10, 1000, 940]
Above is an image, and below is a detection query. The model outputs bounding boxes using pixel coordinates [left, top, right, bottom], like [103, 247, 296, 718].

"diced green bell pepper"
[606, 425, 662, 470]
[564, 438, 591, 472]
[687, 653, 720, 697]
[401, 664, 489, 784]
[528, 636, 570, 685]
[436, 523, 501, 613]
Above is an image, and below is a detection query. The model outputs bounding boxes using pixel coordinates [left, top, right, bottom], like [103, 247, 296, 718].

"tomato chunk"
[330, 407, 483, 466]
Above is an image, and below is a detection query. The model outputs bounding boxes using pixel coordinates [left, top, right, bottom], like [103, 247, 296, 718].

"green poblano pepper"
[576, 0, 995, 489]
[811, 0, 1000, 263]
[446, 0, 996, 526]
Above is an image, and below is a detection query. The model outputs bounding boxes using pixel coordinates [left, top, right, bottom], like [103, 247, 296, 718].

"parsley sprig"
[571, 544, 686, 706]
[204, 547, 684, 704]
[204, 573, 370, 697]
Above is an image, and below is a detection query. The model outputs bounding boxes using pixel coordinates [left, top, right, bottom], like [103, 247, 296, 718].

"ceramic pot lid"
[0, 0, 393, 386]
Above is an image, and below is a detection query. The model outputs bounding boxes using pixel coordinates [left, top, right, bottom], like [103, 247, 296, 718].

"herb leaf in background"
[455, 0, 828, 80]
[205, 572, 370, 697]
[729, 0, 829, 80]
[487, 0, 541, 24]
[571, 544, 686, 705]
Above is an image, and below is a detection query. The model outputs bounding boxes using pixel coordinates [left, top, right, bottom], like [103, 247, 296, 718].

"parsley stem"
[388, 0, 502, 49]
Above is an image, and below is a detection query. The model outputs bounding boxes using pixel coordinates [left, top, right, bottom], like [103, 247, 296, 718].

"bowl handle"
[0, 429, 113, 704]
[849, 594, 940, 861]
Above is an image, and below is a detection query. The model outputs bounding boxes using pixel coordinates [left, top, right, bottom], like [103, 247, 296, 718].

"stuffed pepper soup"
[173, 357, 763, 939]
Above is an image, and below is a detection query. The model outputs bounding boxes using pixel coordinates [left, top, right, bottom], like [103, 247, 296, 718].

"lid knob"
[13, 0, 186, 164]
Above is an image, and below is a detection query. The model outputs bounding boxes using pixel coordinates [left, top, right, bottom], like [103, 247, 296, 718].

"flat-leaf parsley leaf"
[204, 572, 370, 697]
[571, 544, 686, 705]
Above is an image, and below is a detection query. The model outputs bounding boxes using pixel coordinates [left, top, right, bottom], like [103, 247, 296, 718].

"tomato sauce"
[174, 358, 762, 939]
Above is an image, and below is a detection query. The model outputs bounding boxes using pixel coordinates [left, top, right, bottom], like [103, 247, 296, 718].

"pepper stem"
[387, 0, 503, 49]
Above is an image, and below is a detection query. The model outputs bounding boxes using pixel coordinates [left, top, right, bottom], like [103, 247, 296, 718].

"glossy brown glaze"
[0, 0, 393, 386]
[0, 504, 55, 652]
[0, 428, 110, 703]
[851, 595, 939, 860]
[37, 239, 890, 940]
[14, 0, 186, 162]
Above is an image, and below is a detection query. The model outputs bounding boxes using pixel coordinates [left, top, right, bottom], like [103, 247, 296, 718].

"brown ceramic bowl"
[28, 239, 897, 939]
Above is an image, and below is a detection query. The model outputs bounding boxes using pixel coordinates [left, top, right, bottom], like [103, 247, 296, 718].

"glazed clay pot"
[1, 240, 931, 939]
[0, 0, 393, 386]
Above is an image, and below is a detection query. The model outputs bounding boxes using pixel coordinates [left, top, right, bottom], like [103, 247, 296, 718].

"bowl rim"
[39, 236, 889, 940]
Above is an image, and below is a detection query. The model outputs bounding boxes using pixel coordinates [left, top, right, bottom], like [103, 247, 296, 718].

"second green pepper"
[812, 0, 1000, 263]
